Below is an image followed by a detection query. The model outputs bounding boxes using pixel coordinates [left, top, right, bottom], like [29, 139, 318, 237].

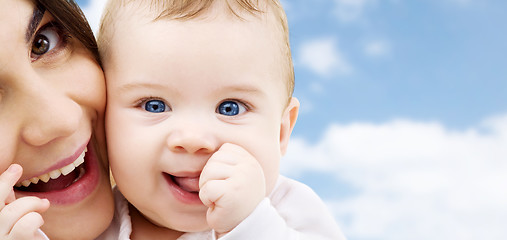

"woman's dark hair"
[36, 0, 101, 65]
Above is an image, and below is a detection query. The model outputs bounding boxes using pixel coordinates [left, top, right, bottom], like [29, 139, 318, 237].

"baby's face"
[104, 11, 294, 231]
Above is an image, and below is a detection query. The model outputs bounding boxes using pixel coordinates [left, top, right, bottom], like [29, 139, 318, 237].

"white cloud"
[310, 82, 325, 94]
[364, 40, 391, 57]
[334, 0, 375, 22]
[81, 0, 108, 34]
[297, 97, 314, 115]
[298, 37, 352, 77]
[281, 114, 507, 240]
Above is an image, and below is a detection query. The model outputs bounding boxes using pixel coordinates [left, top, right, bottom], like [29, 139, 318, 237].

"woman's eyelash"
[42, 21, 69, 37]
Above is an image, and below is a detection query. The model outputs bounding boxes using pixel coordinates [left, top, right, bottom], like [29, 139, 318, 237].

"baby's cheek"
[258, 152, 281, 195]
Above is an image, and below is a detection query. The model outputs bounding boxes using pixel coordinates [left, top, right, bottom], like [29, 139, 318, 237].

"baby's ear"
[279, 97, 299, 155]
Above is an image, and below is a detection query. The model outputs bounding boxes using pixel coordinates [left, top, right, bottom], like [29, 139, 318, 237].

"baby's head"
[99, 0, 299, 233]
[99, 0, 294, 103]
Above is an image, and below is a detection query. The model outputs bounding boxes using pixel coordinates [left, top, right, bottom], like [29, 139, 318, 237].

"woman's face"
[0, 0, 114, 239]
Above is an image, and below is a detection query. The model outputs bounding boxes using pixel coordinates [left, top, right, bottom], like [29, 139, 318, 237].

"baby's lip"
[167, 171, 201, 192]
[163, 172, 203, 204]
[170, 171, 201, 178]
[172, 176, 200, 193]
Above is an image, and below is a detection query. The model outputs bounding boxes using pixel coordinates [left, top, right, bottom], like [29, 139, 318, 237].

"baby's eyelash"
[133, 97, 161, 107]
[217, 99, 253, 115]
[225, 99, 252, 110]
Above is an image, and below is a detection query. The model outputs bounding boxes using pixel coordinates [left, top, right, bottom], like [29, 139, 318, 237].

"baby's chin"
[148, 211, 209, 234]
[169, 218, 210, 233]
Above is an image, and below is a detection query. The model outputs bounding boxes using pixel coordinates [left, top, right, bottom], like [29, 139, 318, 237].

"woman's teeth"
[15, 148, 87, 188]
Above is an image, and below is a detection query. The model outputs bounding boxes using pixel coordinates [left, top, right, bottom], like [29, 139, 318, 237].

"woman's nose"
[165, 118, 218, 154]
[20, 86, 81, 146]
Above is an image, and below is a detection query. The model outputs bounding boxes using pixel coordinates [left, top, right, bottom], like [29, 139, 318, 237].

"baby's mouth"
[14, 148, 87, 192]
[170, 174, 200, 194]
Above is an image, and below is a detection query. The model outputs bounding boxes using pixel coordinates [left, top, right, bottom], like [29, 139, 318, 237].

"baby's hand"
[199, 143, 266, 236]
[0, 164, 50, 240]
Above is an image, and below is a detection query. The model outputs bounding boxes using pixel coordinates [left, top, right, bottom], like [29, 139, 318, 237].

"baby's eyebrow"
[25, 3, 45, 43]
[223, 85, 263, 95]
[116, 82, 166, 93]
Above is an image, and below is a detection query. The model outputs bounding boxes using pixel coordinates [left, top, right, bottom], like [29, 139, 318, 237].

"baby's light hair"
[98, 0, 294, 100]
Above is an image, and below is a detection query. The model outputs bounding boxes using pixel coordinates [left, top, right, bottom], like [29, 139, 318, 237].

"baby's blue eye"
[144, 100, 166, 113]
[217, 101, 246, 116]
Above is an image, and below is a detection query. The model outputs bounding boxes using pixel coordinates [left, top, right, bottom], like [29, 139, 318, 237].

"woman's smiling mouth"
[12, 141, 102, 205]
[15, 148, 86, 192]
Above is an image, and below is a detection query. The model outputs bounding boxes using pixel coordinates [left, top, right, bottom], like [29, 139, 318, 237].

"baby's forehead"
[102, 0, 293, 98]
[115, 0, 278, 25]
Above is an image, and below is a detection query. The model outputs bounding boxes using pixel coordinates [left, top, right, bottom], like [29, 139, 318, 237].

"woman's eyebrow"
[25, 3, 45, 43]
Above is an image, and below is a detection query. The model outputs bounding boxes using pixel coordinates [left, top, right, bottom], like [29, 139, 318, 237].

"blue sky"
[285, 0, 507, 140]
[78, 0, 507, 239]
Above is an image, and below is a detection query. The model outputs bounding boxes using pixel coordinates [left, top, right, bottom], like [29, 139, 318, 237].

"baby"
[97, 0, 346, 239]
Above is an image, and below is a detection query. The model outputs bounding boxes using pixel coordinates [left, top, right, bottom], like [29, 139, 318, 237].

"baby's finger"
[219, 143, 248, 155]
[200, 180, 243, 234]
[0, 164, 22, 206]
[199, 180, 229, 209]
[9, 212, 45, 240]
[199, 160, 234, 190]
[5, 189, 15, 205]
[209, 143, 250, 165]
[0, 197, 49, 236]
[37, 229, 50, 240]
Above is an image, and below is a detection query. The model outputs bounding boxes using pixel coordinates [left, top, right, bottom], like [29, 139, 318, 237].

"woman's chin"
[40, 162, 114, 240]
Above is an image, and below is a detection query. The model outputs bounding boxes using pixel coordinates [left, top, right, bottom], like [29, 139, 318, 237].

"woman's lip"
[18, 143, 88, 184]
[14, 141, 101, 205]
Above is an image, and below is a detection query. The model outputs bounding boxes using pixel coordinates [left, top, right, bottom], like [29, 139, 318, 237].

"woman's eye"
[143, 99, 167, 113]
[31, 27, 61, 58]
[217, 101, 246, 116]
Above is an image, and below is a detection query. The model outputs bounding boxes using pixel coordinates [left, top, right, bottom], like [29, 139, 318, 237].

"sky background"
[77, 0, 507, 239]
